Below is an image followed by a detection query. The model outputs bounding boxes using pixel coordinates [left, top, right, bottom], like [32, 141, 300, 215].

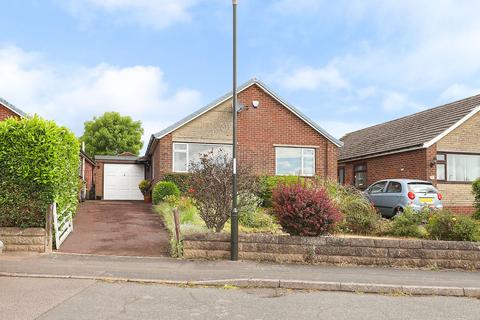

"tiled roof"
[145, 78, 342, 155]
[339, 94, 480, 161]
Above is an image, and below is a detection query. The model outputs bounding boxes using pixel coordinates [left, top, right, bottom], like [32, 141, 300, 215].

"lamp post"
[231, 0, 239, 261]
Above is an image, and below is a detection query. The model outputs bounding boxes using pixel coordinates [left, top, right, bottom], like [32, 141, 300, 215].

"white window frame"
[173, 143, 189, 173]
[275, 147, 316, 177]
[172, 142, 233, 173]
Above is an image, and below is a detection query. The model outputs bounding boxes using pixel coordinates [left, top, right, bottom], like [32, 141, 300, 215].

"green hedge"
[162, 173, 191, 193]
[0, 116, 79, 227]
[473, 179, 480, 220]
[258, 175, 305, 207]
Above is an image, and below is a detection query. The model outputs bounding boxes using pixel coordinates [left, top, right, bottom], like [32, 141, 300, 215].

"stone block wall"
[183, 233, 480, 270]
[0, 228, 47, 252]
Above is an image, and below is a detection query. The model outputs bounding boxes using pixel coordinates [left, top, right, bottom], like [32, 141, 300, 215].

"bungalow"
[338, 94, 480, 214]
[94, 79, 342, 200]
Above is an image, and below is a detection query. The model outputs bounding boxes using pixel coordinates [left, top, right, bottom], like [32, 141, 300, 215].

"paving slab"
[1, 252, 479, 290]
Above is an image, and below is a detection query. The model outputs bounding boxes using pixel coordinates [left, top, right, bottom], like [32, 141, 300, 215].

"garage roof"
[339, 93, 480, 161]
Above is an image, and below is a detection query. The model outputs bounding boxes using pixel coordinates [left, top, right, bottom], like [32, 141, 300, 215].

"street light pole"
[231, 0, 239, 261]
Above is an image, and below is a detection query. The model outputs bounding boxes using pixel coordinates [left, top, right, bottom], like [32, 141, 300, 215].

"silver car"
[364, 179, 443, 218]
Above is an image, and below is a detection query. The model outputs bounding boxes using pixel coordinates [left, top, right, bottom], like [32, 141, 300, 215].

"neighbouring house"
[79, 149, 96, 199]
[93, 79, 342, 201]
[0, 97, 25, 120]
[338, 94, 480, 214]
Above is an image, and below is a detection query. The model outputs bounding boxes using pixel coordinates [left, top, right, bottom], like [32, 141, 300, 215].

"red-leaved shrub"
[272, 182, 342, 236]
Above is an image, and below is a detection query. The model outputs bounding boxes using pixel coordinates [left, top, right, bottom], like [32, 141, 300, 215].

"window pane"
[386, 182, 402, 193]
[276, 148, 302, 175]
[436, 164, 445, 180]
[338, 168, 345, 184]
[369, 181, 387, 193]
[173, 151, 187, 172]
[355, 171, 367, 189]
[355, 164, 366, 172]
[302, 149, 315, 176]
[447, 154, 480, 182]
[174, 143, 187, 151]
[436, 154, 445, 161]
[188, 144, 232, 168]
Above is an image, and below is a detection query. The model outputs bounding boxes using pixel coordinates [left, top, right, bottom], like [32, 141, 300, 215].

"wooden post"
[45, 204, 54, 253]
[173, 208, 181, 256]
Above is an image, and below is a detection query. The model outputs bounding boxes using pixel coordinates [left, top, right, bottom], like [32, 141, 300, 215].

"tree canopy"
[81, 112, 144, 156]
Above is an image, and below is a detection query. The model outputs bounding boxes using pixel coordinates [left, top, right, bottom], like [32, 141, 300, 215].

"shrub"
[389, 207, 426, 238]
[162, 173, 192, 194]
[258, 175, 303, 207]
[138, 180, 151, 196]
[473, 178, 480, 220]
[271, 182, 342, 236]
[238, 193, 276, 229]
[239, 208, 277, 229]
[188, 151, 258, 232]
[426, 210, 478, 241]
[0, 116, 79, 228]
[152, 181, 180, 204]
[323, 181, 380, 235]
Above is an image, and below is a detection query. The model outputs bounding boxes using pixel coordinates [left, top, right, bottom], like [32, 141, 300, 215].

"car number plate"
[419, 197, 434, 204]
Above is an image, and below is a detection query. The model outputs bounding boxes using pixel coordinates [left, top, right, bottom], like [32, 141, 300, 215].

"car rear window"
[408, 183, 437, 194]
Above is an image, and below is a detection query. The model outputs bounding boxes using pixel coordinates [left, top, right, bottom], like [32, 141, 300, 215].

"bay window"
[436, 153, 480, 182]
[275, 147, 315, 176]
[173, 143, 232, 173]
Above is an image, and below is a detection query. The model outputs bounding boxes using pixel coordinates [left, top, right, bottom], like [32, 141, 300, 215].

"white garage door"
[104, 164, 145, 200]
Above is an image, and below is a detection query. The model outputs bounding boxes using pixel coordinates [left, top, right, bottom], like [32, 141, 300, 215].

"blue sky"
[2, 0, 480, 153]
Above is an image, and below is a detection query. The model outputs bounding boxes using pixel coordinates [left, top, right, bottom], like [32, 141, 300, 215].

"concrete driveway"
[58, 201, 170, 257]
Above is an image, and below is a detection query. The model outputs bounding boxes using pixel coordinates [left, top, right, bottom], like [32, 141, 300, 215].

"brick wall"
[84, 161, 94, 193]
[183, 233, 480, 270]
[341, 146, 437, 188]
[436, 111, 480, 153]
[153, 84, 339, 180]
[94, 162, 104, 198]
[0, 104, 19, 121]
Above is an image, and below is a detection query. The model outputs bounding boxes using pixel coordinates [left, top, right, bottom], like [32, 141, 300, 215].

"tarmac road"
[1, 277, 479, 320]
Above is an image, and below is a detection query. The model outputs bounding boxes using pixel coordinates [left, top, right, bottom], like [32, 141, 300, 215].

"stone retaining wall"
[0, 228, 47, 252]
[183, 233, 480, 270]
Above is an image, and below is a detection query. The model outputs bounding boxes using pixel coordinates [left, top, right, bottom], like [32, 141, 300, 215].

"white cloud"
[440, 84, 480, 102]
[0, 46, 203, 152]
[63, 0, 201, 29]
[277, 65, 349, 91]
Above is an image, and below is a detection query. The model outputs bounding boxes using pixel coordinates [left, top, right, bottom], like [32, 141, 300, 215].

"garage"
[94, 155, 147, 201]
[103, 163, 145, 200]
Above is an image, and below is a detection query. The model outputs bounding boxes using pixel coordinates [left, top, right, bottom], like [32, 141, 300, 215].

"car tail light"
[437, 193, 443, 200]
[407, 192, 416, 200]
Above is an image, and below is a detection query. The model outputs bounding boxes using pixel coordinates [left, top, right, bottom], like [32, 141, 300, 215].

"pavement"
[58, 201, 170, 256]
[2, 276, 480, 320]
[1, 253, 479, 298]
